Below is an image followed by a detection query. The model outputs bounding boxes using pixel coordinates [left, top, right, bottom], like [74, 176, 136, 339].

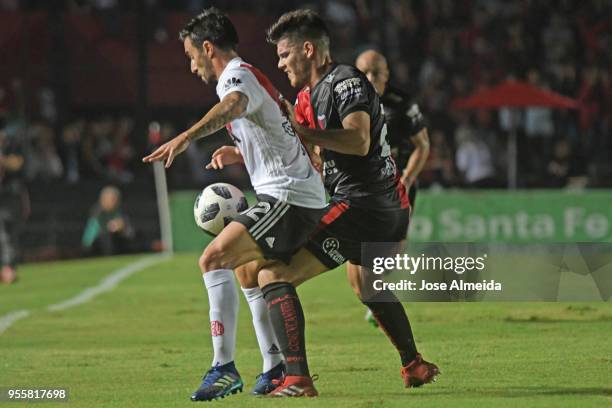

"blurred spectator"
[82, 116, 114, 179]
[545, 138, 588, 189]
[25, 122, 64, 182]
[107, 116, 135, 184]
[81, 185, 135, 256]
[421, 130, 454, 188]
[37, 88, 58, 125]
[0, 126, 28, 284]
[455, 128, 496, 188]
[524, 68, 554, 171]
[62, 119, 85, 183]
[82, 116, 134, 184]
[545, 138, 571, 188]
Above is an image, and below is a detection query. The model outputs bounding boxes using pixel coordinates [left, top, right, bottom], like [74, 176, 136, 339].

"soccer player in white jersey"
[142, 8, 327, 401]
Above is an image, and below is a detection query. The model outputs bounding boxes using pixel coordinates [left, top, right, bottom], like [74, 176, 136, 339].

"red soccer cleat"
[268, 375, 319, 397]
[400, 354, 440, 388]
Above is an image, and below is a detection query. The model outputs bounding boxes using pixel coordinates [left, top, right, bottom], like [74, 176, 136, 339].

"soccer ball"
[194, 183, 248, 235]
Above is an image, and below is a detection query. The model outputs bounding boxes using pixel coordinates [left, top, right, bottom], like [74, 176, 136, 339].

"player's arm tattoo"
[185, 92, 248, 142]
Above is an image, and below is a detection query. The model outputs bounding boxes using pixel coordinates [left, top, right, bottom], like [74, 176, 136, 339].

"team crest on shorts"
[322, 237, 346, 264]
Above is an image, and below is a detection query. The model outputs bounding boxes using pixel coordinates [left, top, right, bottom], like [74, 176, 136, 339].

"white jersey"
[216, 57, 326, 209]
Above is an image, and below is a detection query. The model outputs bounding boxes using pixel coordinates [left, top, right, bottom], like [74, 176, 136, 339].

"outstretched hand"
[142, 132, 191, 168]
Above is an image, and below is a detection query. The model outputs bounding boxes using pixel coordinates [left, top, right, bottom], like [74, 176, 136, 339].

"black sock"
[363, 290, 418, 366]
[261, 282, 309, 376]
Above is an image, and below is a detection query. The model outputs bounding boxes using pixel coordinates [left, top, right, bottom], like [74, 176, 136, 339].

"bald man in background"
[356, 50, 430, 327]
[356, 50, 430, 198]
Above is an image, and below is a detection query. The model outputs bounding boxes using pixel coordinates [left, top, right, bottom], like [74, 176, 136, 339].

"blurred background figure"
[25, 121, 64, 182]
[62, 119, 85, 183]
[81, 185, 135, 256]
[0, 124, 28, 283]
[545, 138, 587, 189]
[455, 126, 496, 188]
[355, 49, 430, 194]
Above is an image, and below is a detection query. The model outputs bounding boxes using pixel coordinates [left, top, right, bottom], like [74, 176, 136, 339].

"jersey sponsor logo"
[333, 77, 363, 102]
[223, 77, 242, 92]
[322, 237, 346, 264]
[211, 320, 225, 336]
[323, 160, 339, 175]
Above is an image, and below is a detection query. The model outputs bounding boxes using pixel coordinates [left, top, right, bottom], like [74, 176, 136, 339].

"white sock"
[241, 286, 283, 372]
[203, 269, 238, 367]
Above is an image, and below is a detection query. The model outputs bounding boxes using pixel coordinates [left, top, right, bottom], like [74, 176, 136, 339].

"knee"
[199, 242, 229, 273]
[258, 267, 285, 288]
[235, 263, 260, 288]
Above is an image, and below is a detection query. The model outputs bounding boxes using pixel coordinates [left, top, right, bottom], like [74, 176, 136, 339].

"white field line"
[47, 254, 170, 312]
[0, 254, 170, 335]
[0, 310, 30, 335]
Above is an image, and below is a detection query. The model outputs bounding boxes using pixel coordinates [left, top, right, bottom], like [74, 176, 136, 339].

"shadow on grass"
[389, 386, 612, 398]
[504, 316, 611, 323]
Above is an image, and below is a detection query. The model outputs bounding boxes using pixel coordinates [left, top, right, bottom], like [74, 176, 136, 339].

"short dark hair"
[179, 7, 238, 51]
[266, 9, 330, 49]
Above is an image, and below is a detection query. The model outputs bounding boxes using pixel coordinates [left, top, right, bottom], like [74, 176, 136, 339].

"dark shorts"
[305, 200, 410, 269]
[233, 194, 327, 264]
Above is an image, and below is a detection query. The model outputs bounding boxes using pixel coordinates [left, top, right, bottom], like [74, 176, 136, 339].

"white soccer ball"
[194, 183, 248, 235]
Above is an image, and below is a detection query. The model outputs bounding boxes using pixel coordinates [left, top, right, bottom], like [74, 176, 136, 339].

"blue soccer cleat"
[251, 361, 286, 395]
[191, 361, 244, 401]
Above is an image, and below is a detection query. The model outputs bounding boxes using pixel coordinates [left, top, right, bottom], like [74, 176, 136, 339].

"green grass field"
[1, 253, 611, 407]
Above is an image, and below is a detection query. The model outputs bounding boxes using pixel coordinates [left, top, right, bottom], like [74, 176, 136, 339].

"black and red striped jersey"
[295, 63, 408, 210]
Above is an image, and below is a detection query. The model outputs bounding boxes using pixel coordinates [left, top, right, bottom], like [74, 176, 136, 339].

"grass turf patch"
[1, 253, 610, 407]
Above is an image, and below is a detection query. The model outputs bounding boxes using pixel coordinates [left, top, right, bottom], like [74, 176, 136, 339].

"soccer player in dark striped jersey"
[250, 9, 439, 397]
[356, 50, 430, 327]
[356, 50, 430, 197]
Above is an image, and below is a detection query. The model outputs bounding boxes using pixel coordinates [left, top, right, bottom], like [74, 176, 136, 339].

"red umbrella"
[451, 80, 580, 188]
[452, 79, 579, 109]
